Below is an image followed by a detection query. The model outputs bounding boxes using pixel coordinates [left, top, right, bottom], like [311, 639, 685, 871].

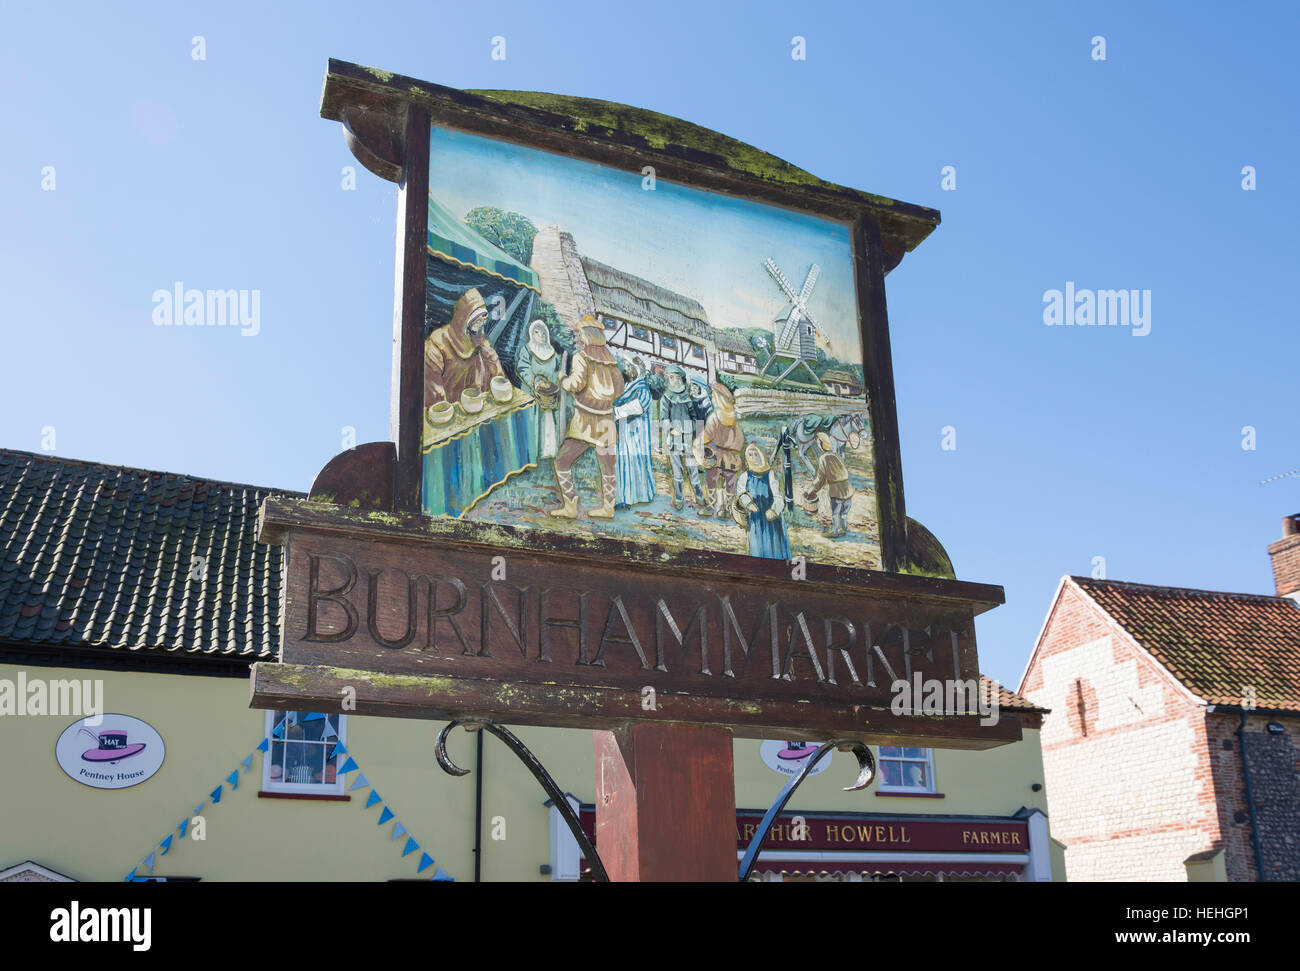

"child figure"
[734, 442, 790, 560]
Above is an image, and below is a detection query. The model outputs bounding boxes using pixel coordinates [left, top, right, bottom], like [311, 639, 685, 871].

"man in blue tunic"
[657, 365, 708, 513]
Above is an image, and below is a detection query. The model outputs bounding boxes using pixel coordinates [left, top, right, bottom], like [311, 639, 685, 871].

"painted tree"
[464, 206, 539, 267]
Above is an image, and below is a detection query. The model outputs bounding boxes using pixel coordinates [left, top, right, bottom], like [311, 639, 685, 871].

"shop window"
[263, 711, 347, 794]
[877, 747, 935, 793]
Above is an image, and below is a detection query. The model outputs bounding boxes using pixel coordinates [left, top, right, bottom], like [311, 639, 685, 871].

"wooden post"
[392, 105, 430, 513]
[594, 723, 737, 882]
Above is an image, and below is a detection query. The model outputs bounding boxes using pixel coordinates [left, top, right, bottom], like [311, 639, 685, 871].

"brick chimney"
[1268, 514, 1300, 598]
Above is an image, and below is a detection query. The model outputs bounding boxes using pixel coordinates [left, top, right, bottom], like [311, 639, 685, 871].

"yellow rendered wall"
[732, 729, 1051, 818]
[1, 662, 1050, 881]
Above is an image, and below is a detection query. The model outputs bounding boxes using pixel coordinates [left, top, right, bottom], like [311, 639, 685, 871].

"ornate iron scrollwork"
[435, 718, 609, 882]
[738, 740, 875, 882]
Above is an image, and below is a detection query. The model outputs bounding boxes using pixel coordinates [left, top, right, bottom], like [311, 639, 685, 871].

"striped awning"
[427, 192, 540, 292]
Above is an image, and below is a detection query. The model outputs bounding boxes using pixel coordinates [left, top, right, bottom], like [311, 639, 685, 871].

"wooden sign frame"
[249, 60, 1019, 756]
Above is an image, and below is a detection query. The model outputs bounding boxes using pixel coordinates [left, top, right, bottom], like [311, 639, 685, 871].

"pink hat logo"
[78, 727, 147, 763]
[777, 740, 816, 761]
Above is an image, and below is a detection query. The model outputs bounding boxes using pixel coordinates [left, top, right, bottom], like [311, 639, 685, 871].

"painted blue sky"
[2, 1, 1297, 689]
[431, 126, 860, 360]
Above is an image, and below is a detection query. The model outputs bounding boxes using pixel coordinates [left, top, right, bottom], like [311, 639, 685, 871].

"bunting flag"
[124, 733, 277, 882]
[124, 729, 454, 882]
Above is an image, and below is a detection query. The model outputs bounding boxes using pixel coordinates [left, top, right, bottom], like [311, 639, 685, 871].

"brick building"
[1019, 515, 1300, 881]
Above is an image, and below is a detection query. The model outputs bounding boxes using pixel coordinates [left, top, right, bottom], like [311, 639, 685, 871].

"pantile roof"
[1070, 576, 1300, 711]
[0, 449, 298, 664]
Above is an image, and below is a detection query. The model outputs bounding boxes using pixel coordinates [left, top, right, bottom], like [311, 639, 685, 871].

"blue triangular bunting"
[227, 771, 239, 790]
[177, 819, 189, 839]
[391, 822, 407, 841]
[417, 853, 434, 873]
[125, 868, 137, 882]
[432, 868, 454, 882]
[339, 757, 358, 775]
[158, 834, 173, 856]
[378, 806, 394, 825]
[365, 790, 382, 809]
[241, 753, 253, 771]
[142, 852, 155, 872]
[402, 837, 419, 857]
[349, 773, 370, 791]
[210, 786, 223, 804]
[256, 737, 269, 753]
[193, 802, 205, 817]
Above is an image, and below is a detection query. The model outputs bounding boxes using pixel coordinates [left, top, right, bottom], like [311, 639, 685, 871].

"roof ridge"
[0, 448, 306, 498]
[1069, 574, 1289, 604]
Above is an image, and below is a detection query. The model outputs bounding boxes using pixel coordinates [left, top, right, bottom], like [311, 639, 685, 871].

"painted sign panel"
[421, 126, 880, 570]
[55, 714, 165, 790]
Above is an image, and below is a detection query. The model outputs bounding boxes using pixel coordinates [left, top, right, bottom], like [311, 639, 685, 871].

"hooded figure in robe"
[424, 288, 505, 408]
[613, 361, 656, 508]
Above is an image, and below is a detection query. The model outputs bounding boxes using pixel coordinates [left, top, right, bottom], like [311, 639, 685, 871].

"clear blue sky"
[3, 1, 1297, 689]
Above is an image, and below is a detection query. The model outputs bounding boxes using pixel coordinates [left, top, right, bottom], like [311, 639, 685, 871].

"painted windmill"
[759, 258, 828, 386]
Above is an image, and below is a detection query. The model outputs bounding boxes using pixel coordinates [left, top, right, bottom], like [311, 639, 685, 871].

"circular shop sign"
[759, 739, 831, 779]
[56, 714, 165, 789]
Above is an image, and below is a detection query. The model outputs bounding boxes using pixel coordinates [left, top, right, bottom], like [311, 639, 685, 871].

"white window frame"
[262, 710, 348, 795]
[876, 746, 936, 794]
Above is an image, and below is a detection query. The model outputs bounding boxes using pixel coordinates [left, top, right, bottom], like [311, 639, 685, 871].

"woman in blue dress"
[734, 442, 790, 560]
[612, 363, 656, 508]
